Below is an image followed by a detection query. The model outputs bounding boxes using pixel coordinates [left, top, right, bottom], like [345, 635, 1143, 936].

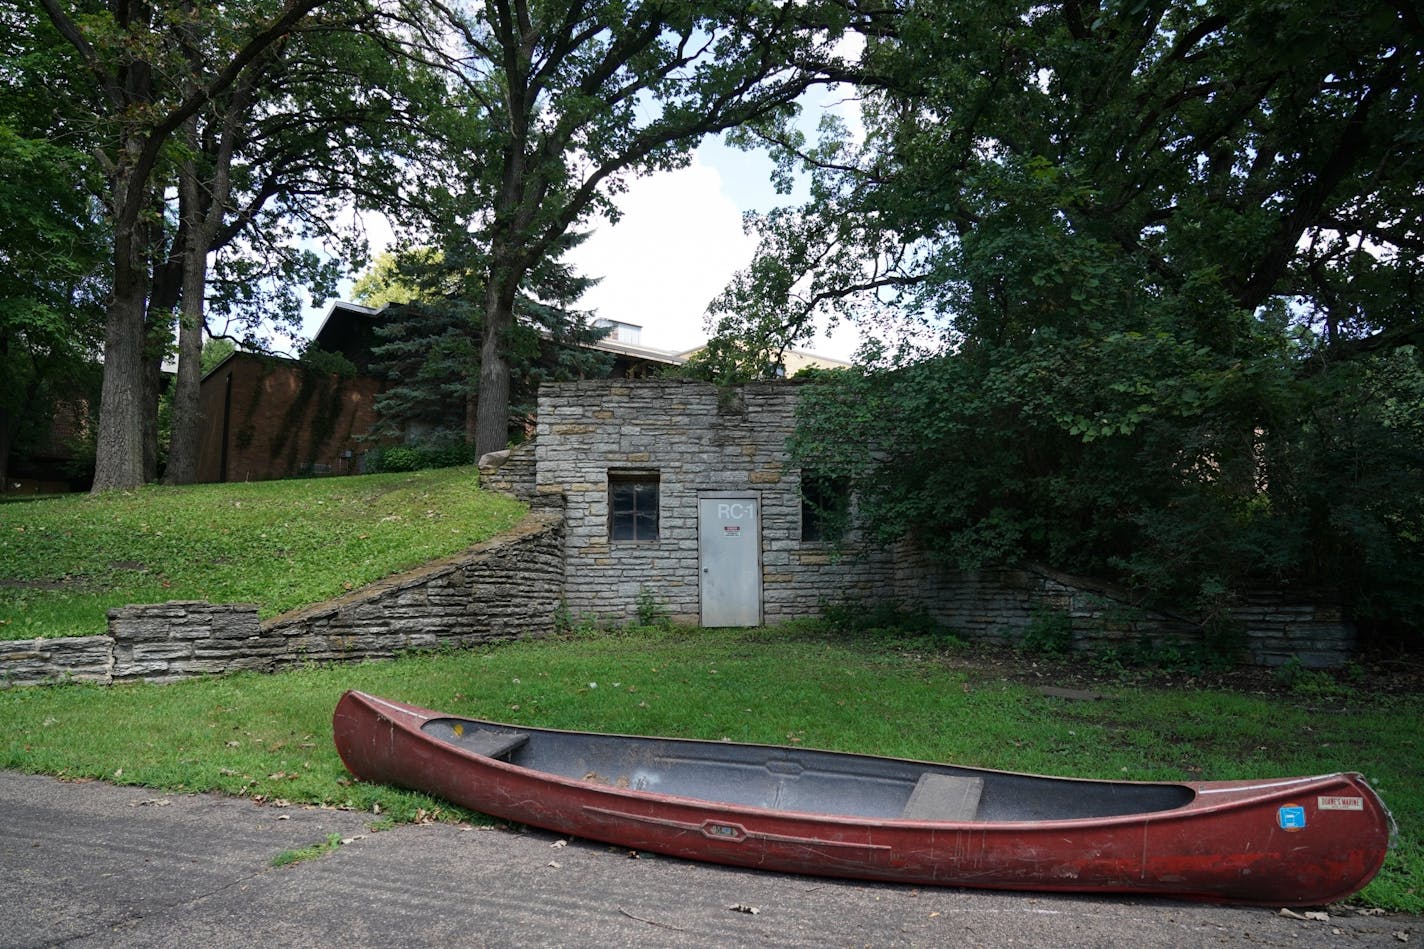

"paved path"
[1, 772, 1415, 947]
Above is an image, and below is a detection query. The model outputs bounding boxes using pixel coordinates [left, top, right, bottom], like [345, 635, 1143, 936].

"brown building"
[194, 301, 687, 483]
[195, 352, 383, 483]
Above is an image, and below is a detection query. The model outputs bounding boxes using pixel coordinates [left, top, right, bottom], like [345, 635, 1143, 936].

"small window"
[801, 473, 849, 542]
[609, 471, 659, 542]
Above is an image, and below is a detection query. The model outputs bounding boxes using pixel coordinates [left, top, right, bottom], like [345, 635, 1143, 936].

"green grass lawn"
[0, 468, 525, 639]
[0, 626, 1418, 912]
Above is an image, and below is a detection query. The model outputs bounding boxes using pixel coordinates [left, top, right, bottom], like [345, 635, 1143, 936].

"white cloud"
[570, 155, 861, 361]
[569, 158, 756, 353]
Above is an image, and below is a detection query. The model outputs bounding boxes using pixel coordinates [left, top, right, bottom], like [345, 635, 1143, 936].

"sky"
[563, 134, 861, 360]
[301, 83, 865, 363]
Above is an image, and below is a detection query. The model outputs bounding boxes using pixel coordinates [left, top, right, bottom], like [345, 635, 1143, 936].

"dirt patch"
[0, 578, 72, 590]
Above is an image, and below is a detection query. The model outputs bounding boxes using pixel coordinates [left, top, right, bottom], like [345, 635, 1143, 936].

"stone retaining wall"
[478, 441, 539, 503]
[1, 511, 563, 687]
[537, 379, 1355, 667]
[893, 559, 1354, 668]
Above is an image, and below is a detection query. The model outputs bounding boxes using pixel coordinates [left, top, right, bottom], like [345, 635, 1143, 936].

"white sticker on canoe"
[1318, 795, 1365, 811]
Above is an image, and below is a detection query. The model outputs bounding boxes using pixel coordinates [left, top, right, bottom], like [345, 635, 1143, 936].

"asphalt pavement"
[1, 771, 1415, 948]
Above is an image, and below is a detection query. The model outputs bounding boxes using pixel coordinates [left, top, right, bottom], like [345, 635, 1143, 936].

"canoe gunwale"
[351, 692, 1362, 831]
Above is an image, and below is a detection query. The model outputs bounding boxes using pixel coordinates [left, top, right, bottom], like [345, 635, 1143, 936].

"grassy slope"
[0, 468, 526, 639]
[0, 627, 1418, 911]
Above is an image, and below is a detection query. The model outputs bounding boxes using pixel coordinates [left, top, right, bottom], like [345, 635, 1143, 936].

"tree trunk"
[90, 275, 149, 493]
[465, 383, 479, 447]
[474, 272, 519, 458]
[164, 150, 210, 486]
[142, 319, 169, 483]
[0, 404, 12, 494]
[163, 250, 205, 484]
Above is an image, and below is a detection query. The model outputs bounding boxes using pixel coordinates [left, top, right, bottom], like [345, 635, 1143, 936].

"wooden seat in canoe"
[463, 729, 529, 760]
[901, 773, 984, 821]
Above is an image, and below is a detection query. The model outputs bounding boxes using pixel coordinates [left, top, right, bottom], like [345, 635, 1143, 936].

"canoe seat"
[464, 729, 529, 761]
[901, 773, 984, 822]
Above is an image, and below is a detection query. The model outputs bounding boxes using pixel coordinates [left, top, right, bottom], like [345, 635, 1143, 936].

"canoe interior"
[421, 718, 1195, 822]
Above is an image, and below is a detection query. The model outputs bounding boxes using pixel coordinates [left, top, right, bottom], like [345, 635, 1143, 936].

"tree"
[354, 239, 611, 447]
[25, 0, 446, 490]
[425, 0, 854, 456]
[159, 10, 446, 484]
[0, 18, 107, 489]
[27, 0, 349, 491]
[722, 1, 1424, 641]
[0, 130, 106, 489]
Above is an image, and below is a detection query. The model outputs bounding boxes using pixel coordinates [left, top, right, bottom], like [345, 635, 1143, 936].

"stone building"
[534, 379, 892, 626]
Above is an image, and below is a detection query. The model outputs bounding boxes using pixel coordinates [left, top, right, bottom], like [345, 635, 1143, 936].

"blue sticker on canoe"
[1278, 804, 1307, 831]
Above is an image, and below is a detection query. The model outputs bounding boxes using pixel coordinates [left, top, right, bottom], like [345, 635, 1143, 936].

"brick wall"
[196, 354, 386, 483]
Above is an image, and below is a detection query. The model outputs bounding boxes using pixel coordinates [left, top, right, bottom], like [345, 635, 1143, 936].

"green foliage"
[297, 345, 358, 379]
[1019, 606, 1074, 657]
[425, 0, 855, 453]
[366, 440, 476, 474]
[363, 237, 613, 445]
[0, 112, 107, 488]
[271, 833, 344, 868]
[199, 339, 237, 376]
[0, 468, 524, 639]
[816, 596, 956, 645]
[746, 3, 1424, 647]
[351, 249, 445, 308]
[634, 588, 673, 630]
[1272, 657, 1356, 699]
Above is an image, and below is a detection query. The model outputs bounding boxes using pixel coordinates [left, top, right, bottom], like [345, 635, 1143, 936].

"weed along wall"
[0, 511, 563, 688]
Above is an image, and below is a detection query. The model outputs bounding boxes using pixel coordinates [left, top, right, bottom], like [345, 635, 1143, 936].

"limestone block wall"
[1, 511, 563, 687]
[0, 635, 113, 686]
[263, 509, 563, 667]
[478, 440, 540, 503]
[536, 379, 896, 625]
[894, 557, 1354, 668]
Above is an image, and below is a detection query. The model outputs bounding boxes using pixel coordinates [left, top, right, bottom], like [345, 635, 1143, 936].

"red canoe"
[332, 690, 1392, 905]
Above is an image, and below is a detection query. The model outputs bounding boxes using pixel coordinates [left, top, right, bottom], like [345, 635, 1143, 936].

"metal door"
[698, 494, 762, 627]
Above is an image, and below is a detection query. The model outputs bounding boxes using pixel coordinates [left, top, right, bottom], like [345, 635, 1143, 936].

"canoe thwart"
[435, 724, 529, 760]
[901, 773, 984, 822]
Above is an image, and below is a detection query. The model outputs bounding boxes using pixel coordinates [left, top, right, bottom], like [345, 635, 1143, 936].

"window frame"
[800, 472, 850, 543]
[608, 469, 661, 543]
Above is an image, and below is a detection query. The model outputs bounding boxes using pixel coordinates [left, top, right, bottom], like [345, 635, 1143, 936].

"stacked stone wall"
[537, 380, 896, 625]
[478, 440, 540, 503]
[894, 557, 1353, 668]
[1, 511, 563, 687]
